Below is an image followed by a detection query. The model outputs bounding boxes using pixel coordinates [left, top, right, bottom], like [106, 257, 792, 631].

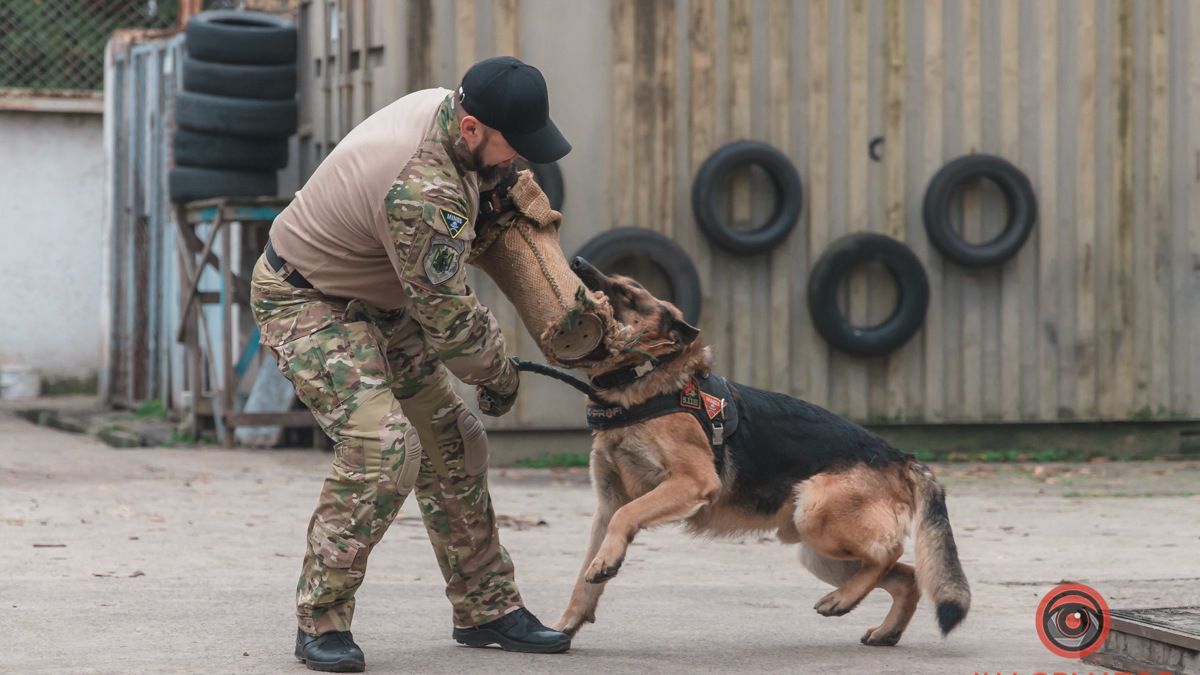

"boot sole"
[453, 628, 571, 654]
[294, 646, 366, 673]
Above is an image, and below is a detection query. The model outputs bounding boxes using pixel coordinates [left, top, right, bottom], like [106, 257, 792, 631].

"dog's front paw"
[584, 555, 623, 583]
[552, 613, 593, 636]
[813, 590, 861, 617]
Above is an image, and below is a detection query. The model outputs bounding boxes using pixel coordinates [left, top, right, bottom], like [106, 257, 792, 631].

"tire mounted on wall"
[574, 227, 703, 325]
[692, 140, 803, 255]
[807, 232, 929, 357]
[185, 10, 298, 66]
[922, 154, 1037, 267]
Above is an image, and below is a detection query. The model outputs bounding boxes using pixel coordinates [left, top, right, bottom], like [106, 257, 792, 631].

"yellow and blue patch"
[439, 208, 468, 238]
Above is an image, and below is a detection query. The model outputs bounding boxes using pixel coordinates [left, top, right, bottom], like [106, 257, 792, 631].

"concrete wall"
[0, 111, 105, 381]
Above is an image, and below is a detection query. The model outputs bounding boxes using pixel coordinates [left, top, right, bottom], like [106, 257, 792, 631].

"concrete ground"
[3, 399, 1199, 675]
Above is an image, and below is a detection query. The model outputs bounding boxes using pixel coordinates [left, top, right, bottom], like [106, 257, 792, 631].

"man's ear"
[671, 316, 700, 346]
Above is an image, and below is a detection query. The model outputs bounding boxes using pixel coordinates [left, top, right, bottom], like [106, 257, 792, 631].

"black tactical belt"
[265, 240, 313, 289]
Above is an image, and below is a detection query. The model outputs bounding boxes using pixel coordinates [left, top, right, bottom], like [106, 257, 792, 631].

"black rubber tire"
[692, 140, 803, 255]
[185, 10, 297, 66]
[181, 53, 297, 100]
[807, 233, 929, 357]
[574, 227, 703, 325]
[175, 91, 297, 139]
[173, 129, 289, 171]
[169, 167, 278, 203]
[516, 159, 565, 211]
[922, 154, 1037, 267]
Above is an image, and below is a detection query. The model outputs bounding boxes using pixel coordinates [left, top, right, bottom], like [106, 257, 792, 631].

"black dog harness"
[585, 374, 741, 468]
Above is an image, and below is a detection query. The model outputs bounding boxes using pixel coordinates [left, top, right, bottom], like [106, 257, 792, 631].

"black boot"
[294, 628, 366, 672]
[452, 607, 571, 654]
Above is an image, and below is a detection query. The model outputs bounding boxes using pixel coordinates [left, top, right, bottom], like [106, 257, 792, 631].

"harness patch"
[423, 234, 464, 285]
[701, 391, 725, 420]
[680, 382, 702, 410]
[440, 207, 469, 238]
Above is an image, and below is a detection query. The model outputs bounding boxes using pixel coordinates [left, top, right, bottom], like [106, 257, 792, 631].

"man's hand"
[477, 356, 520, 417]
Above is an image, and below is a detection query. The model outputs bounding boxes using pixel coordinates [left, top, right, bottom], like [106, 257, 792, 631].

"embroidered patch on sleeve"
[439, 208, 469, 238]
[423, 234, 465, 286]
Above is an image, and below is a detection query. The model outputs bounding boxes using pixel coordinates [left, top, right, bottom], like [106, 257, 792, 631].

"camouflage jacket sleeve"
[385, 170, 518, 394]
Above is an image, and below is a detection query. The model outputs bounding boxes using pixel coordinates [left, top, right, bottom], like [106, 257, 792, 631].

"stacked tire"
[170, 11, 299, 203]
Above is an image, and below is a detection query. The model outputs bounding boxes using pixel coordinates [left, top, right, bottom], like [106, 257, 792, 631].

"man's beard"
[471, 137, 509, 185]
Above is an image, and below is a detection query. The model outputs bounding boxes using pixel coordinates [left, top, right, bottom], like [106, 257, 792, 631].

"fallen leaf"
[129, 571, 145, 578]
[4, 518, 24, 526]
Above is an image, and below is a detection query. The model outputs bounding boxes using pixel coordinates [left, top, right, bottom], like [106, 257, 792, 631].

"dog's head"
[569, 256, 701, 373]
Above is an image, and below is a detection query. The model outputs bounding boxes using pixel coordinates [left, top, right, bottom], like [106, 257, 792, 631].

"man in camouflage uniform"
[251, 57, 573, 672]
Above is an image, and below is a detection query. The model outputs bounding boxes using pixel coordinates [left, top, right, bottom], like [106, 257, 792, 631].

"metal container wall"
[101, 32, 188, 410]
[297, 0, 1200, 430]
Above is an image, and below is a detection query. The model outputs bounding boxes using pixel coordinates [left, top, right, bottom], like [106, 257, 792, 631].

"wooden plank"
[1130, 0, 1151, 414]
[1148, 0, 1170, 414]
[827, 0, 852, 414]
[977, 0, 1000, 420]
[1113, 0, 1136, 417]
[633, 0, 656, 235]
[1167, 0, 1192, 415]
[749, 0, 771, 392]
[1035, 0, 1059, 420]
[921, 0, 944, 422]
[789, 0, 813, 400]
[998, 0, 1021, 420]
[902, 0, 926, 420]
[1054, 0, 1079, 418]
[807, 0, 831, 407]
[1075, 0, 1097, 418]
[1091, 0, 1114, 419]
[493, 0, 519, 56]
[768, 0, 792, 395]
[729, 0, 753, 385]
[960, 0, 982, 421]
[1188, 0, 1200, 417]
[862, 0, 886, 419]
[455, 0, 477, 76]
[688, 0, 718, 353]
[611, 0, 635, 230]
[226, 410, 319, 428]
[657, 0, 676, 240]
[845, 0, 869, 420]
[882, 0, 906, 420]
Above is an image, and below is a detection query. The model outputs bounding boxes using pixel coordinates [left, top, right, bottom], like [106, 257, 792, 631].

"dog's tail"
[909, 460, 971, 636]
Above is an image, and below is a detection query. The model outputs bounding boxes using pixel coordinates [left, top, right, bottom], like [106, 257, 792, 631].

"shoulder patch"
[423, 234, 465, 286]
[439, 208, 469, 238]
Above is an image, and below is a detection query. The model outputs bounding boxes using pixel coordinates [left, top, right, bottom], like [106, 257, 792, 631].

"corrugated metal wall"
[298, 0, 1200, 429]
[102, 34, 188, 409]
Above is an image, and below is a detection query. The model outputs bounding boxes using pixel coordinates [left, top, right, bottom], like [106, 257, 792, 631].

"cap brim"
[504, 118, 571, 164]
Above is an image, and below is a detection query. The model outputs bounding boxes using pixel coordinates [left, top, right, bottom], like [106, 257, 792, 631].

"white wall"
[0, 111, 105, 379]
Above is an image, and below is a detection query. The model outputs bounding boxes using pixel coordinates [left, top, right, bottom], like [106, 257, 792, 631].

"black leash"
[515, 359, 606, 404]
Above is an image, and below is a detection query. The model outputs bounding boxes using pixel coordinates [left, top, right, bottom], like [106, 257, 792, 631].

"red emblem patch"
[700, 392, 724, 420]
[680, 382, 702, 410]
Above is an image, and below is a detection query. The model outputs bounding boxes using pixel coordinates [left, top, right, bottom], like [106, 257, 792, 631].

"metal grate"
[0, 1, 295, 94]
[0, 0, 180, 92]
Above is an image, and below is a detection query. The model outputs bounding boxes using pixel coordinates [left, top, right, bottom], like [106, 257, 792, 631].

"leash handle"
[515, 359, 605, 404]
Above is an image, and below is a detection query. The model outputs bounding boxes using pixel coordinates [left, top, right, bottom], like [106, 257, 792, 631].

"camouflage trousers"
[249, 255, 523, 636]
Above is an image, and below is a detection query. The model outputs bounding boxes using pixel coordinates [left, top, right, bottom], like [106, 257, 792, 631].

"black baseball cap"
[458, 56, 571, 164]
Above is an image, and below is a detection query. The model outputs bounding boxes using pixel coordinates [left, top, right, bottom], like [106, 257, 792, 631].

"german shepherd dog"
[552, 258, 970, 647]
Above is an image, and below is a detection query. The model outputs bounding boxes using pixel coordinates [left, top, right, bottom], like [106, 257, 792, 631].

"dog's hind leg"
[794, 470, 908, 623]
[859, 562, 919, 646]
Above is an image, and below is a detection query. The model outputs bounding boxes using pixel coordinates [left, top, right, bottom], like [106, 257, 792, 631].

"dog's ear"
[670, 316, 701, 346]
